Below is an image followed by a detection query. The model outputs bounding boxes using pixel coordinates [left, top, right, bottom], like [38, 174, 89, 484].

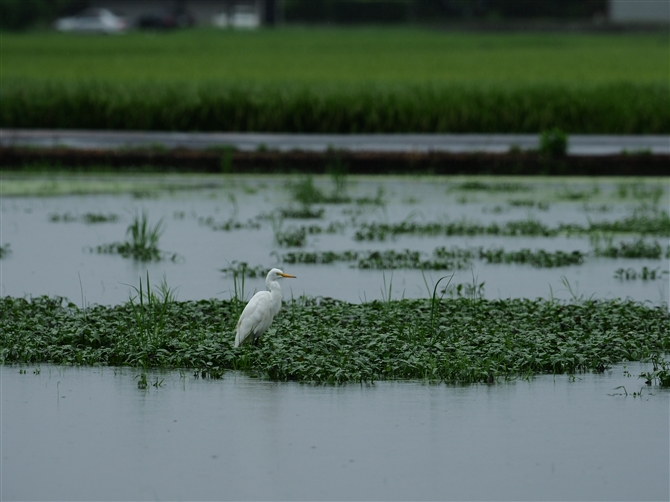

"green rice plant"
[2, 79, 667, 133]
[0, 244, 11, 259]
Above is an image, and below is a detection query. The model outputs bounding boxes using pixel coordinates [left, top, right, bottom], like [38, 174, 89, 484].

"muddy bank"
[1, 146, 667, 176]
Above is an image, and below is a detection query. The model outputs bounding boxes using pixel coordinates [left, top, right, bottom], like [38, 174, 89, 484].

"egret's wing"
[235, 291, 273, 347]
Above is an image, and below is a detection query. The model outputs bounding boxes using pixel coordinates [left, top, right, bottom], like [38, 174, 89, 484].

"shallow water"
[1, 175, 668, 306]
[3, 363, 668, 501]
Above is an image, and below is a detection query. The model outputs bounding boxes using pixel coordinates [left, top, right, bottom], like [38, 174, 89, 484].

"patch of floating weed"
[556, 185, 599, 201]
[508, 199, 550, 210]
[477, 248, 585, 267]
[0, 244, 11, 259]
[282, 247, 584, 269]
[582, 203, 611, 213]
[450, 181, 531, 192]
[355, 186, 387, 206]
[287, 175, 351, 205]
[2, 295, 668, 384]
[49, 212, 119, 224]
[354, 210, 670, 241]
[591, 236, 666, 259]
[219, 261, 266, 279]
[198, 216, 261, 231]
[93, 211, 177, 261]
[617, 183, 664, 204]
[277, 206, 325, 219]
[614, 267, 667, 281]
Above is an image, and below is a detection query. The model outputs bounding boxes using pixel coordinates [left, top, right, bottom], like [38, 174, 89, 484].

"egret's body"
[234, 268, 296, 347]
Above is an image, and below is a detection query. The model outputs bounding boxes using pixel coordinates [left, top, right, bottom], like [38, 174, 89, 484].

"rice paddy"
[1, 173, 669, 383]
[1, 29, 668, 133]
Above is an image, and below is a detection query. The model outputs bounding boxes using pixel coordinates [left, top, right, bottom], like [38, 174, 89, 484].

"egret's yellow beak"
[280, 273, 297, 278]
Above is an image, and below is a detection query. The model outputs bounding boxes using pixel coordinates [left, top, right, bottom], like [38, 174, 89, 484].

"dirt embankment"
[1, 147, 667, 176]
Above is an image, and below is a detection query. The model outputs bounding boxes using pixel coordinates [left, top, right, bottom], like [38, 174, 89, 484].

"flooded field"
[1, 174, 668, 306]
[2, 173, 669, 500]
[3, 363, 668, 501]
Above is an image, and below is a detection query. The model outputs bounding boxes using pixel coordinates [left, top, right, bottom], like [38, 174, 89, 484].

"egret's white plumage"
[234, 268, 296, 347]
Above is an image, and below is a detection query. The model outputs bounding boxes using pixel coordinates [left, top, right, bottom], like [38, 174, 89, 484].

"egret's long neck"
[267, 279, 282, 313]
[267, 279, 282, 298]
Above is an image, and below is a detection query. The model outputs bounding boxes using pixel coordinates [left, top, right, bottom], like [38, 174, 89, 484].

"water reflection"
[3, 364, 668, 501]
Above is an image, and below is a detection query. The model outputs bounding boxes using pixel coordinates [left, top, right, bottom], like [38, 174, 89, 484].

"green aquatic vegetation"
[614, 267, 667, 281]
[477, 248, 585, 268]
[586, 208, 670, 236]
[0, 244, 11, 259]
[282, 246, 584, 270]
[287, 175, 351, 205]
[441, 281, 486, 300]
[354, 210, 670, 241]
[591, 236, 666, 259]
[617, 183, 664, 204]
[275, 226, 307, 247]
[198, 216, 261, 231]
[1, 295, 668, 384]
[354, 186, 387, 206]
[556, 185, 599, 201]
[219, 262, 267, 279]
[639, 354, 670, 387]
[450, 181, 531, 192]
[539, 128, 568, 157]
[277, 206, 325, 219]
[507, 200, 550, 210]
[94, 211, 176, 261]
[49, 212, 119, 224]
[354, 218, 555, 240]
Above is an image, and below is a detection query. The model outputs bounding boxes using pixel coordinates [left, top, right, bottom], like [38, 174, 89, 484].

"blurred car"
[137, 8, 195, 29]
[55, 8, 127, 33]
[212, 5, 260, 29]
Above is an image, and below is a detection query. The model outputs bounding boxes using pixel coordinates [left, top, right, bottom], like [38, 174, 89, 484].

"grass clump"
[94, 211, 176, 261]
[539, 128, 568, 157]
[1, 294, 668, 384]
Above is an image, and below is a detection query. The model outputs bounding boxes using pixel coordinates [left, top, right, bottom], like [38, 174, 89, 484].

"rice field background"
[1, 28, 668, 132]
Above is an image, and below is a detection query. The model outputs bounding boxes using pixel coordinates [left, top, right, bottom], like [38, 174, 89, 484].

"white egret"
[234, 268, 296, 347]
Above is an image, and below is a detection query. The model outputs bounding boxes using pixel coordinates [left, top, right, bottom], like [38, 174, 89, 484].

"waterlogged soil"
[1, 174, 668, 306]
[3, 364, 668, 501]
